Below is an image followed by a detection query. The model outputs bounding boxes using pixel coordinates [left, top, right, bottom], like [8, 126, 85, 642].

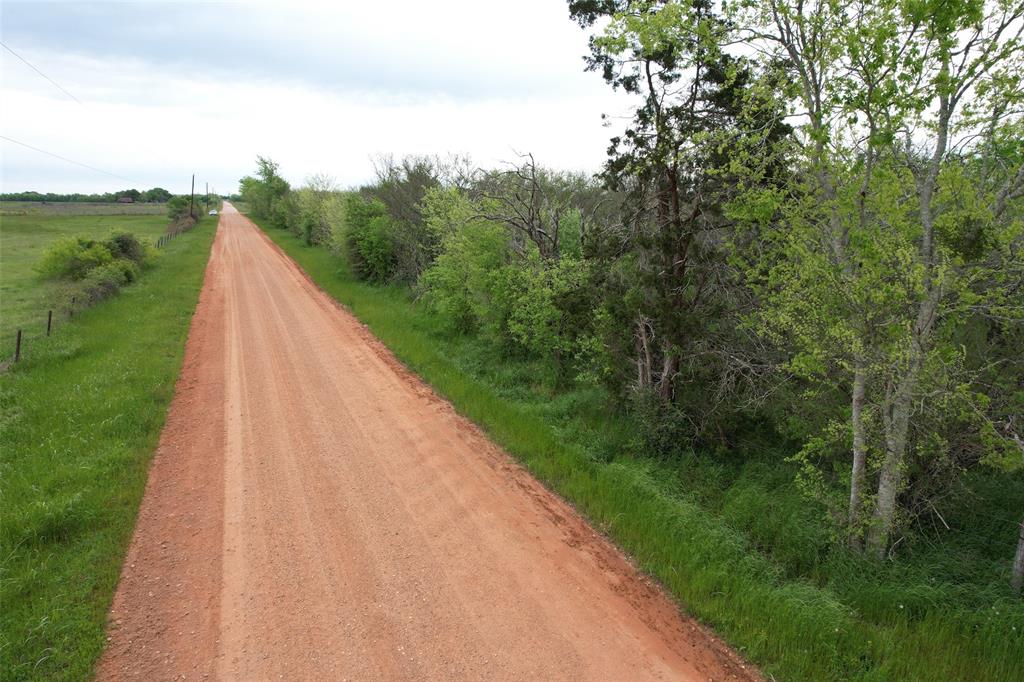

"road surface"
[97, 204, 759, 680]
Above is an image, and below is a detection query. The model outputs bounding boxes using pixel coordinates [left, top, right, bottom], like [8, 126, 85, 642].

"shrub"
[35, 231, 151, 314]
[109, 258, 141, 283]
[79, 262, 127, 303]
[342, 195, 399, 283]
[353, 215, 396, 283]
[506, 257, 597, 381]
[296, 179, 342, 246]
[166, 195, 193, 221]
[271, 192, 298, 232]
[420, 218, 511, 334]
[36, 238, 113, 280]
[104, 232, 145, 263]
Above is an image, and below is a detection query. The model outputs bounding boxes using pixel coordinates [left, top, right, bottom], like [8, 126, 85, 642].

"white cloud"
[1, 1, 632, 195]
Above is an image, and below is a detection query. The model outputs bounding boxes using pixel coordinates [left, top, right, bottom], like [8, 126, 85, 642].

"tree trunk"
[848, 362, 868, 551]
[636, 318, 653, 391]
[867, 270, 941, 559]
[658, 346, 678, 401]
[867, 343, 924, 559]
[867, 395, 908, 559]
[1012, 517, 1024, 597]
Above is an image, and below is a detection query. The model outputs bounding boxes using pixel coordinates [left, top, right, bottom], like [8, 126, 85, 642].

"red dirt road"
[97, 204, 760, 681]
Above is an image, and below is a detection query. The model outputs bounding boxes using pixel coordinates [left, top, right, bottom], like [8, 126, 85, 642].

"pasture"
[0, 201, 168, 216]
[0, 204, 169, 354]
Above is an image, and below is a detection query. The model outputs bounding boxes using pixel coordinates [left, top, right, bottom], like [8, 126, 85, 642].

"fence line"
[4, 304, 60, 369]
[156, 212, 201, 249]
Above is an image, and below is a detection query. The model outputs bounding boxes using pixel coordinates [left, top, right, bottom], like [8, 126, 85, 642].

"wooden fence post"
[47, 310, 53, 336]
[14, 329, 22, 362]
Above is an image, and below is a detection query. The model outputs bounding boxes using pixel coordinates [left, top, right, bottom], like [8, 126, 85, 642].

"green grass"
[0, 202, 168, 217]
[254, 218, 1024, 682]
[0, 210, 172, 352]
[0, 216, 216, 681]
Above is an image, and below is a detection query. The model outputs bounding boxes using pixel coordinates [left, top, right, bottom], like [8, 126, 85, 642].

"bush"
[104, 232, 145, 263]
[271, 192, 298, 232]
[421, 218, 511, 334]
[79, 262, 127, 303]
[36, 239, 113, 280]
[506, 257, 597, 381]
[109, 258, 141, 283]
[35, 231, 151, 313]
[342, 195, 399, 283]
[75, 259, 141, 304]
[166, 195, 193, 221]
[296, 181, 342, 246]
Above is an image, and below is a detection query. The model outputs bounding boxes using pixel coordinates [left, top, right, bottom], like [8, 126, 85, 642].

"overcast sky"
[0, 1, 630, 195]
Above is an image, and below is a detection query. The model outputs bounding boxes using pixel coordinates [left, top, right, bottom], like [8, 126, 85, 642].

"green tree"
[570, 0, 793, 438]
[729, 0, 1024, 556]
[296, 174, 340, 246]
[143, 187, 172, 202]
[240, 156, 294, 230]
[166, 195, 193, 221]
[341, 194, 398, 283]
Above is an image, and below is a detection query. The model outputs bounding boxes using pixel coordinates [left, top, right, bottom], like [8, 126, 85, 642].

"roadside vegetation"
[240, 0, 1023, 678]
[0, 213, 216, 680]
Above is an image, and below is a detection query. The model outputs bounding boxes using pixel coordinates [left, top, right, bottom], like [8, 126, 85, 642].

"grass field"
[0, 202, 168, 217]
[0, 210, 171, 354]
[0, 215, 216, 681]
[254, 218, 1024, 682]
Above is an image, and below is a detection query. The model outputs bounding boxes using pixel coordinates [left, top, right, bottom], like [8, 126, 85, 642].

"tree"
[730, 0, 1024, 555]
[341, 194, 398, 283]
[166, 195, 192, 221]
[143, 187, 172, 203]
[240, 156, 294, 230]
[571, 0, 793, 427]
[297, 174, 339, 246]
[473, 153, 596, 262]
[361, 154, 471, 283]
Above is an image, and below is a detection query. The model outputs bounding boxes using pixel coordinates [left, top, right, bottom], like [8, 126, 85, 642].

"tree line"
[1, 188, 173, 203]
[241, 0, 1023, 593]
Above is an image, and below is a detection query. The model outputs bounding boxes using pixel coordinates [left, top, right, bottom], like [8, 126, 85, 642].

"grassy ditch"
[254, 218, 1024, 682]
[0, 216, 217, 681]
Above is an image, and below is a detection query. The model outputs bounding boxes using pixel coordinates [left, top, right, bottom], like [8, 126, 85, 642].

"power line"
[1, 42, 178, 189]
[1, 41, 82, 105]
[0, 134, 137, 184]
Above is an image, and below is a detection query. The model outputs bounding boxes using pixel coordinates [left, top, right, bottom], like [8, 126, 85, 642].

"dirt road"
[97, 204, 758, 681]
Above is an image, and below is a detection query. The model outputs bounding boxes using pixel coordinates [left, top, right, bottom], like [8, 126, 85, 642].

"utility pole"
[205, 181, 209, 213]
[189, 173, 195, 219]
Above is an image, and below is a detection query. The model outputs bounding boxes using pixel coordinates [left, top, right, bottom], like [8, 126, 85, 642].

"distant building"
[117, 196, 134, 204]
